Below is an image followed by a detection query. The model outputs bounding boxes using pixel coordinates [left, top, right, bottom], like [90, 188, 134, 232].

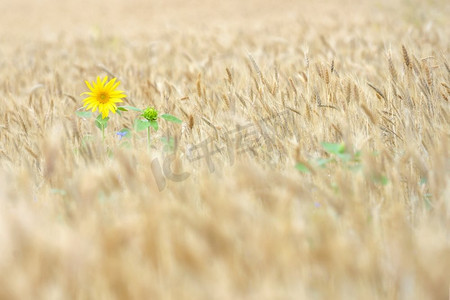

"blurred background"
[2, 0, 447, 40]
[0, 0, 449, 299]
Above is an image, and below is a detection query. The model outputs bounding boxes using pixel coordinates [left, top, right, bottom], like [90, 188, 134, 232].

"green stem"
[147, 127, 151, 151]
[102, 124, 105, 142]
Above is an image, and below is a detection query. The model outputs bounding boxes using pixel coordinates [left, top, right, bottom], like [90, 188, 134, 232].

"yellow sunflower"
[81, 76, 126, 119]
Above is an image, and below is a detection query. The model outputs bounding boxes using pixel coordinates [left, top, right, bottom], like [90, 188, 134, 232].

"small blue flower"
[314, 202, 321, 208]
[116, 131, 127, 140]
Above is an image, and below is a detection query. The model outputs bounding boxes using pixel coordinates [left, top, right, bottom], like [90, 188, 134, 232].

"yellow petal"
[111, 89, 125, 94]
[91, 102, 99, 111]
[108, 103, 117, 112]
[85, 81, 94, 92]
[86, 102, 96, 110]
[100, 105, 109, 118]
[83, 101, 91, 108]
[105, 78, 117, 90]
[83, 97, 94, 102]
[111, 81, 120, 90]
[111, 91, 126, 98]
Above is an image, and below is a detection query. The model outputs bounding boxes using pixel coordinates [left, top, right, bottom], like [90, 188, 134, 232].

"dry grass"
[0, 0, 449, 299]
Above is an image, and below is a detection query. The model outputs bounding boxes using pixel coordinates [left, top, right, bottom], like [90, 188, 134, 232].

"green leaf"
[95, 120, 105, 130]
[50, 188, 67, 196]
[161, 137, 175, 152]
[76, 111, 93, 118]
[295, 163, 310, 173]
[119, 105, 142, 112]
[120, 141, 132, 149]
[420, 177, 427, 185]
[81, 134, 94, 146]
[161, 114, 182, 124]
[316, 157, 334, 167]
[373, 175, 389, 185]
[331, 182, 339, 193]
[97, 114, 109, 121]
[348, 164, 362, 172]
[337, 153, 352, 162]
[118, 128, 132, 138]
[149, 120, 159, 131]
[322, 142, 346, 155]
[160, 136, 175, 145]
[134, 119, 151, 131]
[95, 114, 109, 130]
[423, 197, 432, 210]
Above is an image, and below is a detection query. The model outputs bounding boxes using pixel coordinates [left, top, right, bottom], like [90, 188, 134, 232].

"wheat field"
[0, 0, 449, 299]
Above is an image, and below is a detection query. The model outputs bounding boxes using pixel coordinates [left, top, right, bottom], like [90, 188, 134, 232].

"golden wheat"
[0, 0, 449, 299]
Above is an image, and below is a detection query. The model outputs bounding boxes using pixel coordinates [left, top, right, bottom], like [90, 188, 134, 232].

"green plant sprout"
[75, 110, 108, 141]
[118, 106, 182, 151]
[295, 142, 388, 186]
[160, 136, 176, 153]
[76, 101, 182, 153]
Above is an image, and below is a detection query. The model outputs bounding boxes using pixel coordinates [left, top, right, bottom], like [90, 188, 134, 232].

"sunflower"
[81, 76, 126, 119]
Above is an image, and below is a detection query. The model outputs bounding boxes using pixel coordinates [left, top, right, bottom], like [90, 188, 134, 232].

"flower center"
[98, 92, 109, 104]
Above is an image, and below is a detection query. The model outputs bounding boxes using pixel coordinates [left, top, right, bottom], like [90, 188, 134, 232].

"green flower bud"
[142, 107, 158, 121]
